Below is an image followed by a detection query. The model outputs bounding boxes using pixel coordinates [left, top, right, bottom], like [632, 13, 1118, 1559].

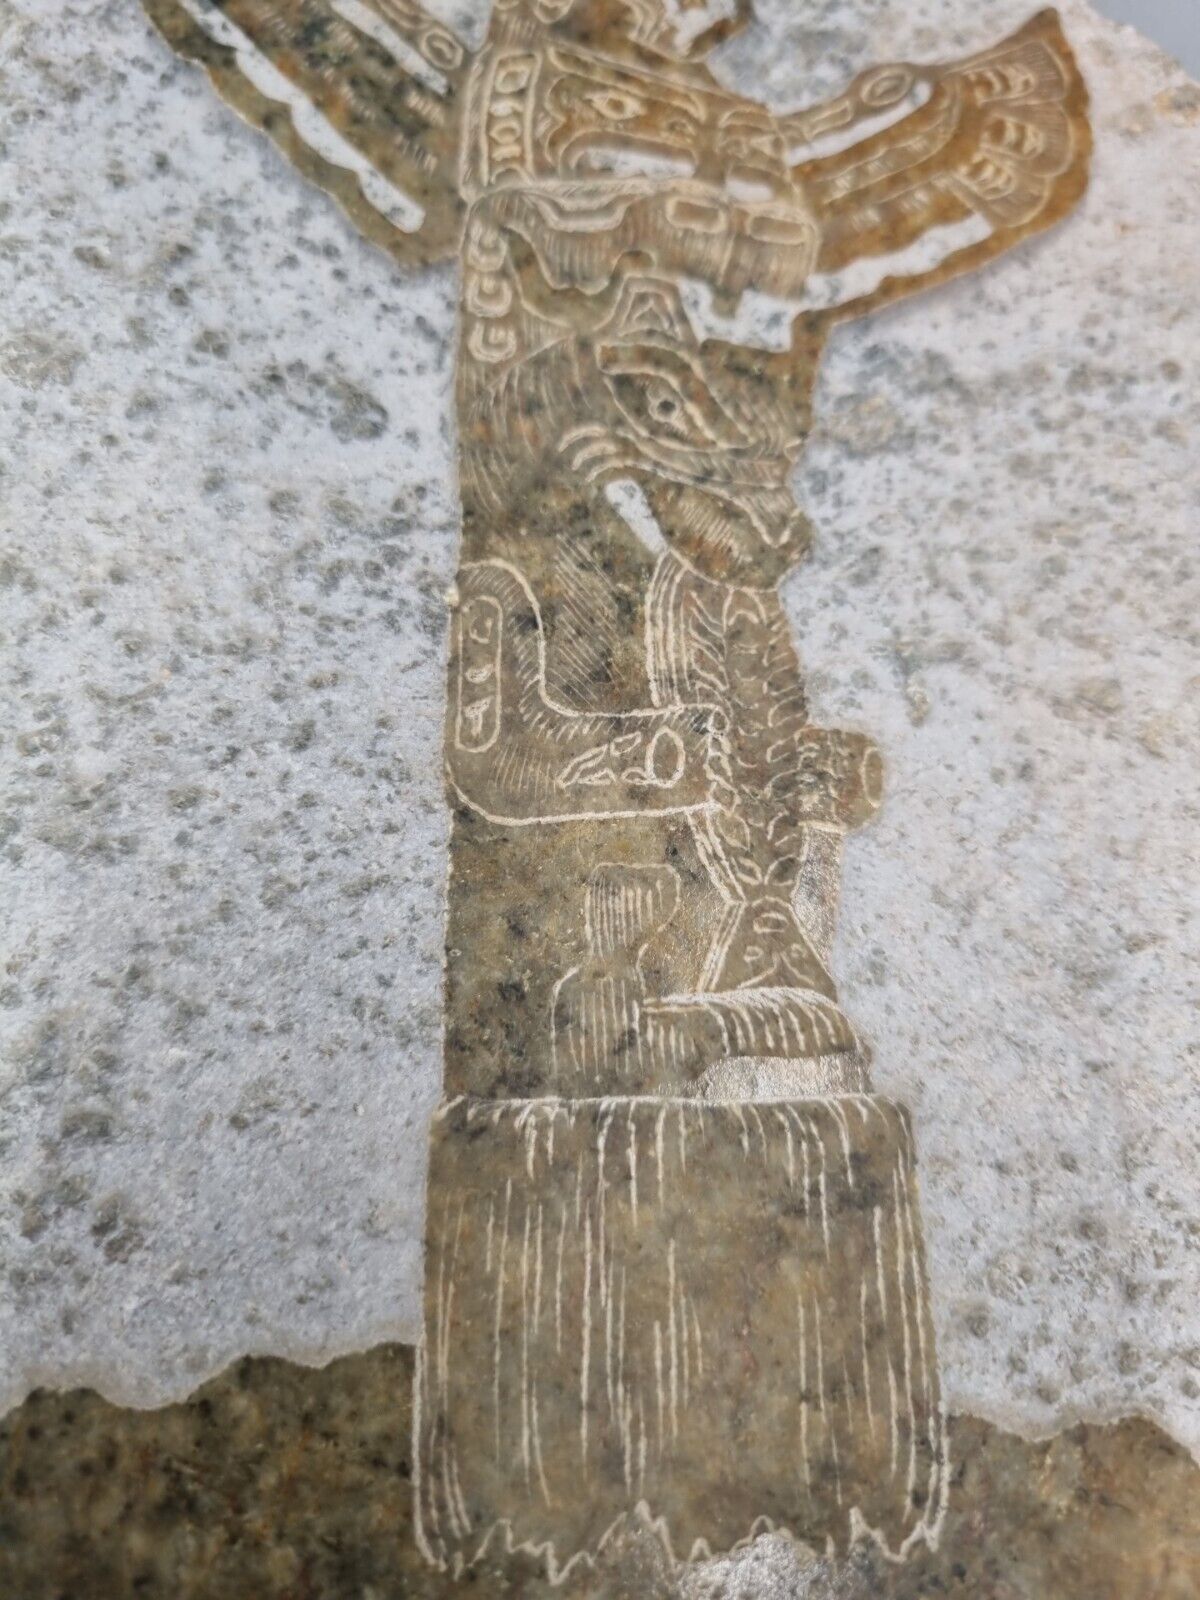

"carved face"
[581, 276, 817, 585]
[466, 39, 820, 300]
[462, 268, 821, 587]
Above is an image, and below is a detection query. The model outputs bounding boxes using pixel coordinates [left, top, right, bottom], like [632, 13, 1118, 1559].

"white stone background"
[1, 0, 1198, 1463]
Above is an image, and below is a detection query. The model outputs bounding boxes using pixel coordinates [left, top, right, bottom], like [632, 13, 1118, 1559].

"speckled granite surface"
[1, 1343, 1197, 1598]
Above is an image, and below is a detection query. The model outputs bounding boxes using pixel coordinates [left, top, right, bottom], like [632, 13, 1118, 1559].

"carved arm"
[448, 559, 723, 825]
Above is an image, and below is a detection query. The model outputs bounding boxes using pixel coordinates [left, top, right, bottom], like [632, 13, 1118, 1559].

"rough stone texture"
[1, 1342, 1197, 1599]
[2, 0, 1198, 1477]
[1, 0, 458, 1400]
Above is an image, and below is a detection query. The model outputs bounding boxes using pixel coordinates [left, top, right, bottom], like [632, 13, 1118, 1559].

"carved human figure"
[438, 0, 1090, 1096]
[143, 0, 1091, 1574]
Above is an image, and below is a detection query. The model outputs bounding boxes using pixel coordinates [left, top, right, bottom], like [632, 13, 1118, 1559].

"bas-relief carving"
[139, 0, 1091, 1579]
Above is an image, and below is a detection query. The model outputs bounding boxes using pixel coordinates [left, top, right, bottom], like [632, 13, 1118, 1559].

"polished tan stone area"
[0, 1344, 1196, 1599]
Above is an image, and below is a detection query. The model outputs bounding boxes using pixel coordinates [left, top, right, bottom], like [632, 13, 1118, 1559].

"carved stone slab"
[415, 1095, 945, 1573]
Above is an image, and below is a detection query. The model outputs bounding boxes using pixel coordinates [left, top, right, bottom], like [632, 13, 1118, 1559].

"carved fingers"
[775, 727, 884, 829]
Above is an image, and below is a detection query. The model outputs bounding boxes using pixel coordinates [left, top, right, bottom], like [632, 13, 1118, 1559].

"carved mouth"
[641, 476, 814, 580]
[559, 426, 795, 506]
[571, 140, 697, 180]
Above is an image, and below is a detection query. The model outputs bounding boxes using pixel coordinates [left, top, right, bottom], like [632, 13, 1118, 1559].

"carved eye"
[648, 382, 681, 423]
[631, 375, 691, 436]
[588, 89, 645, 122]
[723, 130, 783, 164]
[859, 65, 915, 108]
[597, 343, 731, 449]
[610, 372, 713, 447]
